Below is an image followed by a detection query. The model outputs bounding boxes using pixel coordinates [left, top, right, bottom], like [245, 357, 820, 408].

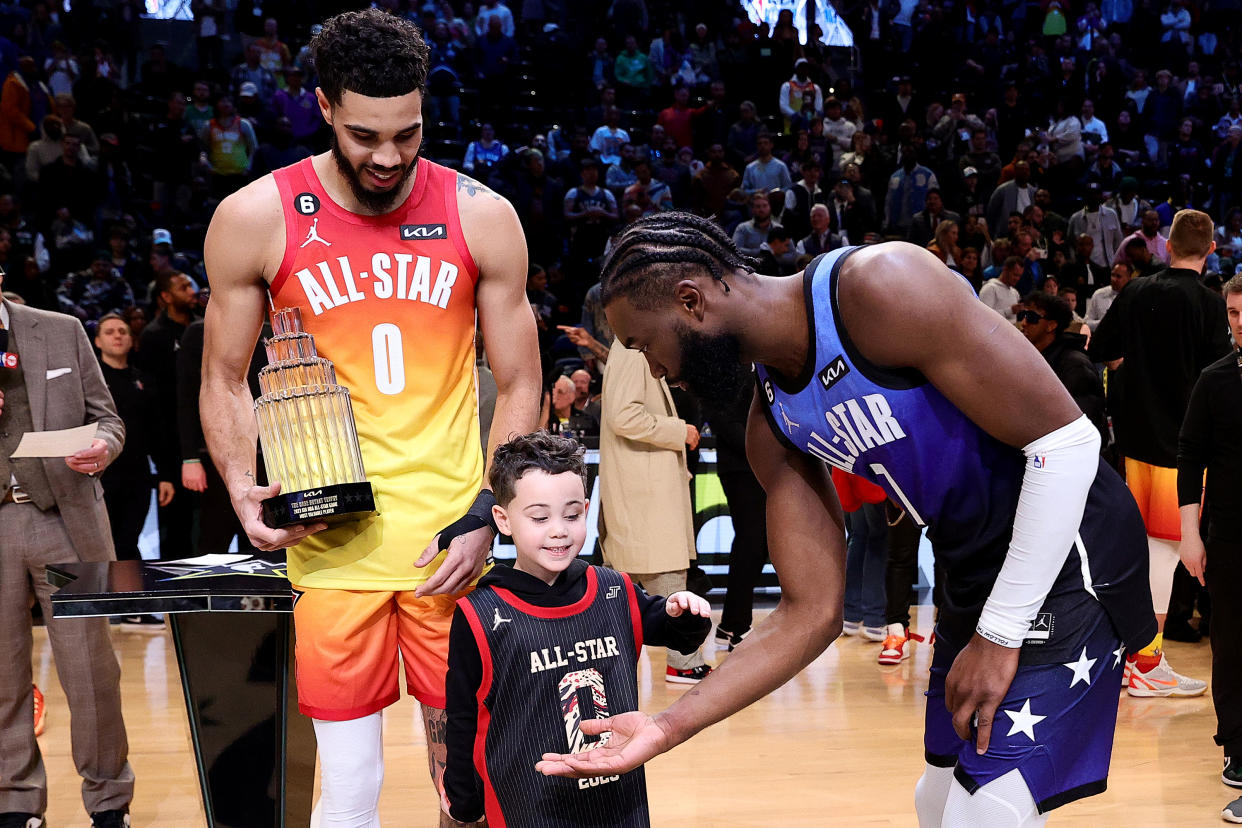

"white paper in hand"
[10, 423, 99, 457]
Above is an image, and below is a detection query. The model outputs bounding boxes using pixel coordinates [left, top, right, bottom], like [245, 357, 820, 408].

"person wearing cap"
[55, 250, 134, 327]
[779, 58, 822, 133]
[230, 42, 276, 105]
[958, 128, 1002, 195]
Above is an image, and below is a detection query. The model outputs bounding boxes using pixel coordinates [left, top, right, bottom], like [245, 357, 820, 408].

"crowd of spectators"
[1, 0, 1241, 553]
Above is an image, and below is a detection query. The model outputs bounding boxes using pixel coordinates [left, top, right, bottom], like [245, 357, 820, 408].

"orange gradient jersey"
[268, 157, 481, 590]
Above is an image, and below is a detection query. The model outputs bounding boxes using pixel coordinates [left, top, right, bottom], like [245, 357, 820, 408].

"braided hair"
[599, 212, 760, 310]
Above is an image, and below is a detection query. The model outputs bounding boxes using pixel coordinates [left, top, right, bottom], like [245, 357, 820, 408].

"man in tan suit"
[598, 337, 710, 684]
[0, 269, 134, 828]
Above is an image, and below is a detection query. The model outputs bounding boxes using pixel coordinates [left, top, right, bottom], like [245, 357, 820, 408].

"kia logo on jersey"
[400, 223, 447, 240]
[819, 355, 850, 391]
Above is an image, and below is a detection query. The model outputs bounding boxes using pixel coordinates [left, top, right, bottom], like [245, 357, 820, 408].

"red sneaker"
[33, 684, 45, 737]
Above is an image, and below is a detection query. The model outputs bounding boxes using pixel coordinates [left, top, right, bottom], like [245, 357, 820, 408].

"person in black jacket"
[1176, 274, 1242, 820]
[134, 268, 199, 559]
[1090, 209, 1229, 697]
[95, 313, 175, 560]
[1019, 292, 1108, 445]
[176, 317, 265, 556]
[442, 432, 710, 826]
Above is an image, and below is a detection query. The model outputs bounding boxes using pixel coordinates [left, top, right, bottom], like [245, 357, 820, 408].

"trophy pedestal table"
[47, 556, 314, 828]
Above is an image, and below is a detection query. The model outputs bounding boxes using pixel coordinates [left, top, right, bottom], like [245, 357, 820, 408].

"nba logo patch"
[1033, 455, 1047, 469]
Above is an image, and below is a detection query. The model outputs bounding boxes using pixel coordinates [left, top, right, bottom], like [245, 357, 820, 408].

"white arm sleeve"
[976, 414, 1101, 648]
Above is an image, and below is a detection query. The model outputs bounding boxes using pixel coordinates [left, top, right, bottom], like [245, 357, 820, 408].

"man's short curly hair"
[310, 9, 430, 106]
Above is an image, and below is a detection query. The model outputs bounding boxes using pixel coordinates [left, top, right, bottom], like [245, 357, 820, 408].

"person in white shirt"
[1079, 98, 1110, 145]
[589, 107, 630, 167]
[1085, 261, 1133, 331]
[979, 256, 1024, 322]
[822, 98, 857, 169]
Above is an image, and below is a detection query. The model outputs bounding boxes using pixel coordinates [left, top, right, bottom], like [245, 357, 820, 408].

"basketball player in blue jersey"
[536, 212, 1157, 826]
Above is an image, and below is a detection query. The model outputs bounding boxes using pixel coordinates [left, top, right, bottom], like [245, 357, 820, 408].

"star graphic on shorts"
[1002, 699, 1046, 742]
[1112, 644, 1126, 669]
[1062, 646, 1097, 688]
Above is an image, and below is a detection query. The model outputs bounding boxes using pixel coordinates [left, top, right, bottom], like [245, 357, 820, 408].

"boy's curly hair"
[489, 431, 586, 507]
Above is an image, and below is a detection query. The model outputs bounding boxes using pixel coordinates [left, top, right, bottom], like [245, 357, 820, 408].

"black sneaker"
[1226, 757, 1242, 788]
[665, 665, 712, 684]
[0, 814, 45, 828]
[1225, 795, 1242, 824]
[116, 614, 165, 633]
[89, 810, 130, 828]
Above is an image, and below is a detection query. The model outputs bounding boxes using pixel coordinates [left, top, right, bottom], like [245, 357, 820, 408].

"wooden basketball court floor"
[32, 603, 1225, 826]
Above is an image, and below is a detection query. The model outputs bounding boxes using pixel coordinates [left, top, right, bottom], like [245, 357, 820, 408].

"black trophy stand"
[47, 555, 315, 828]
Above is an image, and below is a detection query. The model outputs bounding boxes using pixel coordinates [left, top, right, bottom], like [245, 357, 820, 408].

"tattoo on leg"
[422, 703, 449, 783]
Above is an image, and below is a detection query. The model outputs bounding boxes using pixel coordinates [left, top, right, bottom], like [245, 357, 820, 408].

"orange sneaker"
[32, 684, 45, 737]
[878, 624, 924, 665]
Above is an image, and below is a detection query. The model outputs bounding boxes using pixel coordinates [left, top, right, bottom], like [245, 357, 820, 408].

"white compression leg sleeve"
[915, 763, 956, 828]
[940, 769, 1048, 828]
[1147, 536, 1179, 616]
[312, 713, 384, 828]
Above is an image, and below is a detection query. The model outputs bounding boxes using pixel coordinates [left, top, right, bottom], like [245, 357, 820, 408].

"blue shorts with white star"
[924, 609, 1124, 813]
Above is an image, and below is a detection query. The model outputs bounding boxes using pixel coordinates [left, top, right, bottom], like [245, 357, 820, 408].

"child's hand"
[665, 591, 711, 618]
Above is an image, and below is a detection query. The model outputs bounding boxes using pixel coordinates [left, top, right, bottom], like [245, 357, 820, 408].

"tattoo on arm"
[244, 471, 256, 483]
[457, 174, 502, 201]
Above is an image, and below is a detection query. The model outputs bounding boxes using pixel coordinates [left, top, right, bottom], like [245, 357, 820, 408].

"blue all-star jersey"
[755, 247, 1031, 614]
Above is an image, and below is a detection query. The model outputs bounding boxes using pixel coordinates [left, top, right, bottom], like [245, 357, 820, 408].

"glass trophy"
[254, 307, 376, 528]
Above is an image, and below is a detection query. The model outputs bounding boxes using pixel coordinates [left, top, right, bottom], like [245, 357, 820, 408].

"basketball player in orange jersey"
[199, 10, 540, 826]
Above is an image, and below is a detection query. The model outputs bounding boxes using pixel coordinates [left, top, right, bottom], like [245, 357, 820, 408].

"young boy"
[442, 431, 712, 826]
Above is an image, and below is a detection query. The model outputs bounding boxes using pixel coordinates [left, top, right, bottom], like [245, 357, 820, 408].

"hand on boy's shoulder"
[665, 591, 711, 619]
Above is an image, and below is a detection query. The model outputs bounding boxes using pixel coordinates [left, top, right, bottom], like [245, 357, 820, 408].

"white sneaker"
[862, 624, 886, 642]
[841, 620, 861, 637]
[1126, 652, 1208, 698]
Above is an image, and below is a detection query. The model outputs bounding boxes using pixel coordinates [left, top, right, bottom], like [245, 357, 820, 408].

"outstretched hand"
[665, 591, 711, 619]
[945, 633, 1020, 755]
[536, 711, 672, 778]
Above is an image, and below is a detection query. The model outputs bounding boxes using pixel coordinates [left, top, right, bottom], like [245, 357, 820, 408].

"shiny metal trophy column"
[255, 307, 376, 527]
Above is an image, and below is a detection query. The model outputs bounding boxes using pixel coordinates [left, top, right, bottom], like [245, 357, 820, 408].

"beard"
[330, 134, 418, 214]
[675, 323, 749, 406]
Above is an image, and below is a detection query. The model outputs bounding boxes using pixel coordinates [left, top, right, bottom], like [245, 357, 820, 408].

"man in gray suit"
[0, 268, 134, 828]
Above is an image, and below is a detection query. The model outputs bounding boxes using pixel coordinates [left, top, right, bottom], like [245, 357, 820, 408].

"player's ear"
[673, 279, 704, 321]
[492, 504, 512, 536]
[582, 499, 590, 516]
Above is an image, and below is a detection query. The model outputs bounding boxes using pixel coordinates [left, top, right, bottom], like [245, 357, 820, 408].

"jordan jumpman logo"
[300, 217, 331, 248]
[780, 403, 801, 432]
[492, 607, 512, 631]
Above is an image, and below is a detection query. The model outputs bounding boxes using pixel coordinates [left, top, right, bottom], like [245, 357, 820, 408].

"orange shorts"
[292, 587, 462, 720]
[1124, 459, 1180, 542]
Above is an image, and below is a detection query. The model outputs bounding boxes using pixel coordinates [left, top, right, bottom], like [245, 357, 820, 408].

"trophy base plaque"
[261, 482, 377, 529]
